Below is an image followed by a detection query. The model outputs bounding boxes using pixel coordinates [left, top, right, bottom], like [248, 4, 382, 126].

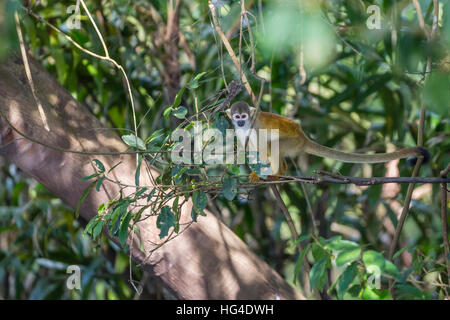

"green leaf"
[395, 284, 426, 299]
[332, 239, 359, 250]
[145, 129, 165, 145]
[293, 234, 311, 247]
[336, 247, 361, 267]
[92, 220, 104, 240]
[362, 250, 386, 272]
[122, 134, 146, 150]
[133, 205, 150, 224]
[97, 203, 107, 214]
[146, 188, 156, 202]
[193, 191, 208, 210]
[134, 187, 148, 200]
[84, 217, 99, 236]
[191, 207, 198, 222]
[191, 191, 208, 221]
[81, 172, 100, 181]
[133, 226, 146, 254]
[93, 159, 105, 172]
[135, 154, 142, 186]
[75, 181, 96, 218]
[119, 211, 133, 248]
[309, 258, 328, 292]
[215, 115, 229, 136]
[393, 247, 408, 260]
[172, 87, 185, 109]
[172, 196, 180, 213]
[126, 16, 146, 42]
[110, 201, 129, 236]
[172, 164, 188, 184]
[311, 243, 329, 261]
[188, 72, 207, 89]
[324, 236, 359, 251]
[293, 243, 311, 284]
[228, 164, 241, 175]
[95, 176, 105, 192]
[107, 161, 122, 173]
[156, 206, 176, 238]
[51, 46, 68, 84]
[362, 287, 392, 300]
[423, 72, 450, 117]
[163, 106, 172, 119]
[172, 106, 188, 119]
[336, 261, 358, 299]
[384, 260, 399, 278]
[222, 175, 237, 201]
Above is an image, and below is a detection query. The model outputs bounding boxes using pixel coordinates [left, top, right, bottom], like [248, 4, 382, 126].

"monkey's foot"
[267, 175, 280, 181]
[249, 172, 262, 183]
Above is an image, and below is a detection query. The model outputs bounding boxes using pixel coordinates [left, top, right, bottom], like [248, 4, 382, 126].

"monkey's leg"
[249, 171, 262, 183]
[248, 158, 286, 183]
[267, 158, 287, 181]
[248, 139, 270, 183]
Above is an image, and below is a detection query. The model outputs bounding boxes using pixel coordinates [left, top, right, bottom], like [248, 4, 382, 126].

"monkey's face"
[232, 112, 249, 128]
[225, 101, 255, 129]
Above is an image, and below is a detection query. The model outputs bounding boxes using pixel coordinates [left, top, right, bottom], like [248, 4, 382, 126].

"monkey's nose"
[237, 120, 245, 127]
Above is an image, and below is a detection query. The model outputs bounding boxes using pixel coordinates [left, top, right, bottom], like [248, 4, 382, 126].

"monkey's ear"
[225, 108, 232, 119]
[249, 106, 256, 116]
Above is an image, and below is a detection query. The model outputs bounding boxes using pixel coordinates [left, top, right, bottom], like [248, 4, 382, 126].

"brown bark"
[0, 54, 304, 300]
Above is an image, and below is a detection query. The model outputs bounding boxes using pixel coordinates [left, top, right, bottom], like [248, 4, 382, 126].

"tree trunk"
[0, 54, 304, 300]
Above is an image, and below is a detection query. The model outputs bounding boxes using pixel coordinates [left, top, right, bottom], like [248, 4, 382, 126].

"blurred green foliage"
[0, 0, 449, 299]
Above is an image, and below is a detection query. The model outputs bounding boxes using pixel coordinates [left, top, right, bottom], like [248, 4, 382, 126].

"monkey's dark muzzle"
[237, 120, 245, 127]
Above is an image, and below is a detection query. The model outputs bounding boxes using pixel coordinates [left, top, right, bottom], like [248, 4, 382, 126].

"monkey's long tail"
[303, 139, 430, 165]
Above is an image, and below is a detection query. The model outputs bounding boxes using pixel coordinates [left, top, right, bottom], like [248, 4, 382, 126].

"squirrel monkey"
[225, 101, 430, 177]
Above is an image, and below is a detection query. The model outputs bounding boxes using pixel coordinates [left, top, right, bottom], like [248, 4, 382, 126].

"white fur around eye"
[233, 114, 241, 120]
[241, 113, 248, 119]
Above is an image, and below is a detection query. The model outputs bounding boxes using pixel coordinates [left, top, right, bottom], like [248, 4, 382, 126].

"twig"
[0, 109, 167, 156]
[241, 0, 265, 108]
[258, 0, 265, 35]
[256, 174, 450, 186]
[208, 0, 257, 105]
[22, 3, 139, 146]
[388, 108, 426, 297]
[426, 0, 439, 76]
[413, 0, 440, 80]
[225, 0, 255, 40]
[14, 11, 50, 132]
[412, 0, 430, 39]
[440, 163, 450, 286]
[48, 0, 139, 164]
[290, 159, 318, 235]
[270, 185, 312, 286]
[270, 185, 301, 242]
[298, 0, 306, 85]
[22, 3, 154, 185]
[386, 0, 440, 298]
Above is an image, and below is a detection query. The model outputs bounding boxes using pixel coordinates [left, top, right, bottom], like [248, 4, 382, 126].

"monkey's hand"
[249, 172, 262, 183]
[249, 172, 280, 182]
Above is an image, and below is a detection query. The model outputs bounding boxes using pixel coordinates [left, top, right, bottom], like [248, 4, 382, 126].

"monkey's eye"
[241, 114, 248, 120]
[233, 114, 241, 120]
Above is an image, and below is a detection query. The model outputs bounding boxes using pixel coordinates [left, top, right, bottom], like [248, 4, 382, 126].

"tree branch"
[440, 163, 450, 287]
[246, 173, 450, 186]
[0, 53, 304, 300]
